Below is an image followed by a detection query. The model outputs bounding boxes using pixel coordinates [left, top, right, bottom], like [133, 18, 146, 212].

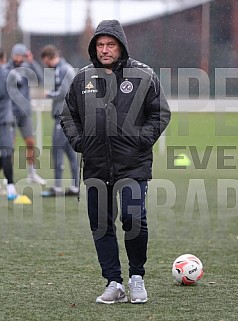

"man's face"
[41, 56, 60, 68]
[12, 54, 25, 67]
[42, 56, 53, 67]
[96, 35, 121, 68]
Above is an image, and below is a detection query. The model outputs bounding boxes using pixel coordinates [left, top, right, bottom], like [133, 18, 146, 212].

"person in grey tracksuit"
[5, 43, 46, 185]
[0, 49, 17, 199]
[40, 45, 79, 196]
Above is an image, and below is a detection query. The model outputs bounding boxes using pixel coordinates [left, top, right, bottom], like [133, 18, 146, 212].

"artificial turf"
[0, 112, 238, 321]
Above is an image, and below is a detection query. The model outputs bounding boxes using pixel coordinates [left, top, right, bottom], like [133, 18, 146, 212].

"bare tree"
[2, 0, 22, 52]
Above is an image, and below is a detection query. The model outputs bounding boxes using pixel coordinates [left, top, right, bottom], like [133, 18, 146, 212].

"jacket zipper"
[104, 102, 114, 185]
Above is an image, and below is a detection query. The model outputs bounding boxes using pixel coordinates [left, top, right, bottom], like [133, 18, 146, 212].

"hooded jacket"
[60, 20, 171, 184]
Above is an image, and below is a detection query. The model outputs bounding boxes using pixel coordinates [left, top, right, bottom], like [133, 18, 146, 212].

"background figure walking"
[5, 43, 46, 185]
[41, 45, 79, 197]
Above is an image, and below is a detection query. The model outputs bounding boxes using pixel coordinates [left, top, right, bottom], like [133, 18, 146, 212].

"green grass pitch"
[0, 112, 238, 321]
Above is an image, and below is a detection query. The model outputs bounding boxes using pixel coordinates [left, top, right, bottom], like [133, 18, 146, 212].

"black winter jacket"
[60, 20, 171, 184]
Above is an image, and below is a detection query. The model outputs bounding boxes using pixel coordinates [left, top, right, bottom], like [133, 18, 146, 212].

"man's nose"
[102, 45, 109, 52]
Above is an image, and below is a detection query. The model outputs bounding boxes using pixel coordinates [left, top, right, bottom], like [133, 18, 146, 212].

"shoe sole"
[27, 178, 47, 185]
[7, 195, 18, 201]
[131, 298, 148, 304]
[40, 193, 56, 197]
[65, 193, 79, 196]
[40, 192, 63, 197]
[96, 296, 128, 304]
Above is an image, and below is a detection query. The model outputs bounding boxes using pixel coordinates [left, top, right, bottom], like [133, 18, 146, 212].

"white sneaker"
[7, 193, 18, 201]
[129, 275, 148, 303]
[41, 187, 63, 197]
[27, 173, 47, 185]
[7, 183, 18, 200]
[96, 281, 128, 304]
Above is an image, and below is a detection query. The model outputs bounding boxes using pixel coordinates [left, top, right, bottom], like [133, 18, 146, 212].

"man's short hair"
[41, 45, 60, 59]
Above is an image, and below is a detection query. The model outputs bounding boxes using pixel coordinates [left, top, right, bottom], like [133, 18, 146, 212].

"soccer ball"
[172, 254, 204, 285]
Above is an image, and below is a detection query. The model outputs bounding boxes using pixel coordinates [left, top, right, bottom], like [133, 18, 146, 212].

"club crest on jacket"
[120, 80, 133, 93]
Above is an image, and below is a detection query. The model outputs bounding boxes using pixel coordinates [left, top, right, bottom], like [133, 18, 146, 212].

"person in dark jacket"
[60, 20, 171, 304]
[40, 45, 79, 196]
[5, 43, 46, 185]
[0, 49, 18, 200]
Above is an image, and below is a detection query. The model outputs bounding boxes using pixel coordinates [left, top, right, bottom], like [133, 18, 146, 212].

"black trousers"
[86, 179, 148, 285]
[0, 155, 14, 184]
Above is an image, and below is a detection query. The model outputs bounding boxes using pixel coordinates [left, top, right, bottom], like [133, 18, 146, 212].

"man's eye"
[96, 43, 116, 48]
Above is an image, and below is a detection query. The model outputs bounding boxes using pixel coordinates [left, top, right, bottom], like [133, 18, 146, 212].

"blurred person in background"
[0, 48, 18, 200]
[0, 48, 7, 65]
[5, 43, 46, 185]
[40, 45, 79, 197]
[60, 20, 171, 304]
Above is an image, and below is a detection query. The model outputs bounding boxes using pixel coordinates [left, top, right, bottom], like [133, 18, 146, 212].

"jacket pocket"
[137, 135, 152, 151]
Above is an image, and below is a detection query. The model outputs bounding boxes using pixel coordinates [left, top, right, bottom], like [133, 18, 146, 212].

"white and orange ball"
[172, 254, 204, 285]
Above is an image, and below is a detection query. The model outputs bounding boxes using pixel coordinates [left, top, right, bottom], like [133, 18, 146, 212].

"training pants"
[86, 179, 148, 285]
[52, 118, 79, 188]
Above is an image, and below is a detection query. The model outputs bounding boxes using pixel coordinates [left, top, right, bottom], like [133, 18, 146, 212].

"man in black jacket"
[60, 20, 171, 304]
